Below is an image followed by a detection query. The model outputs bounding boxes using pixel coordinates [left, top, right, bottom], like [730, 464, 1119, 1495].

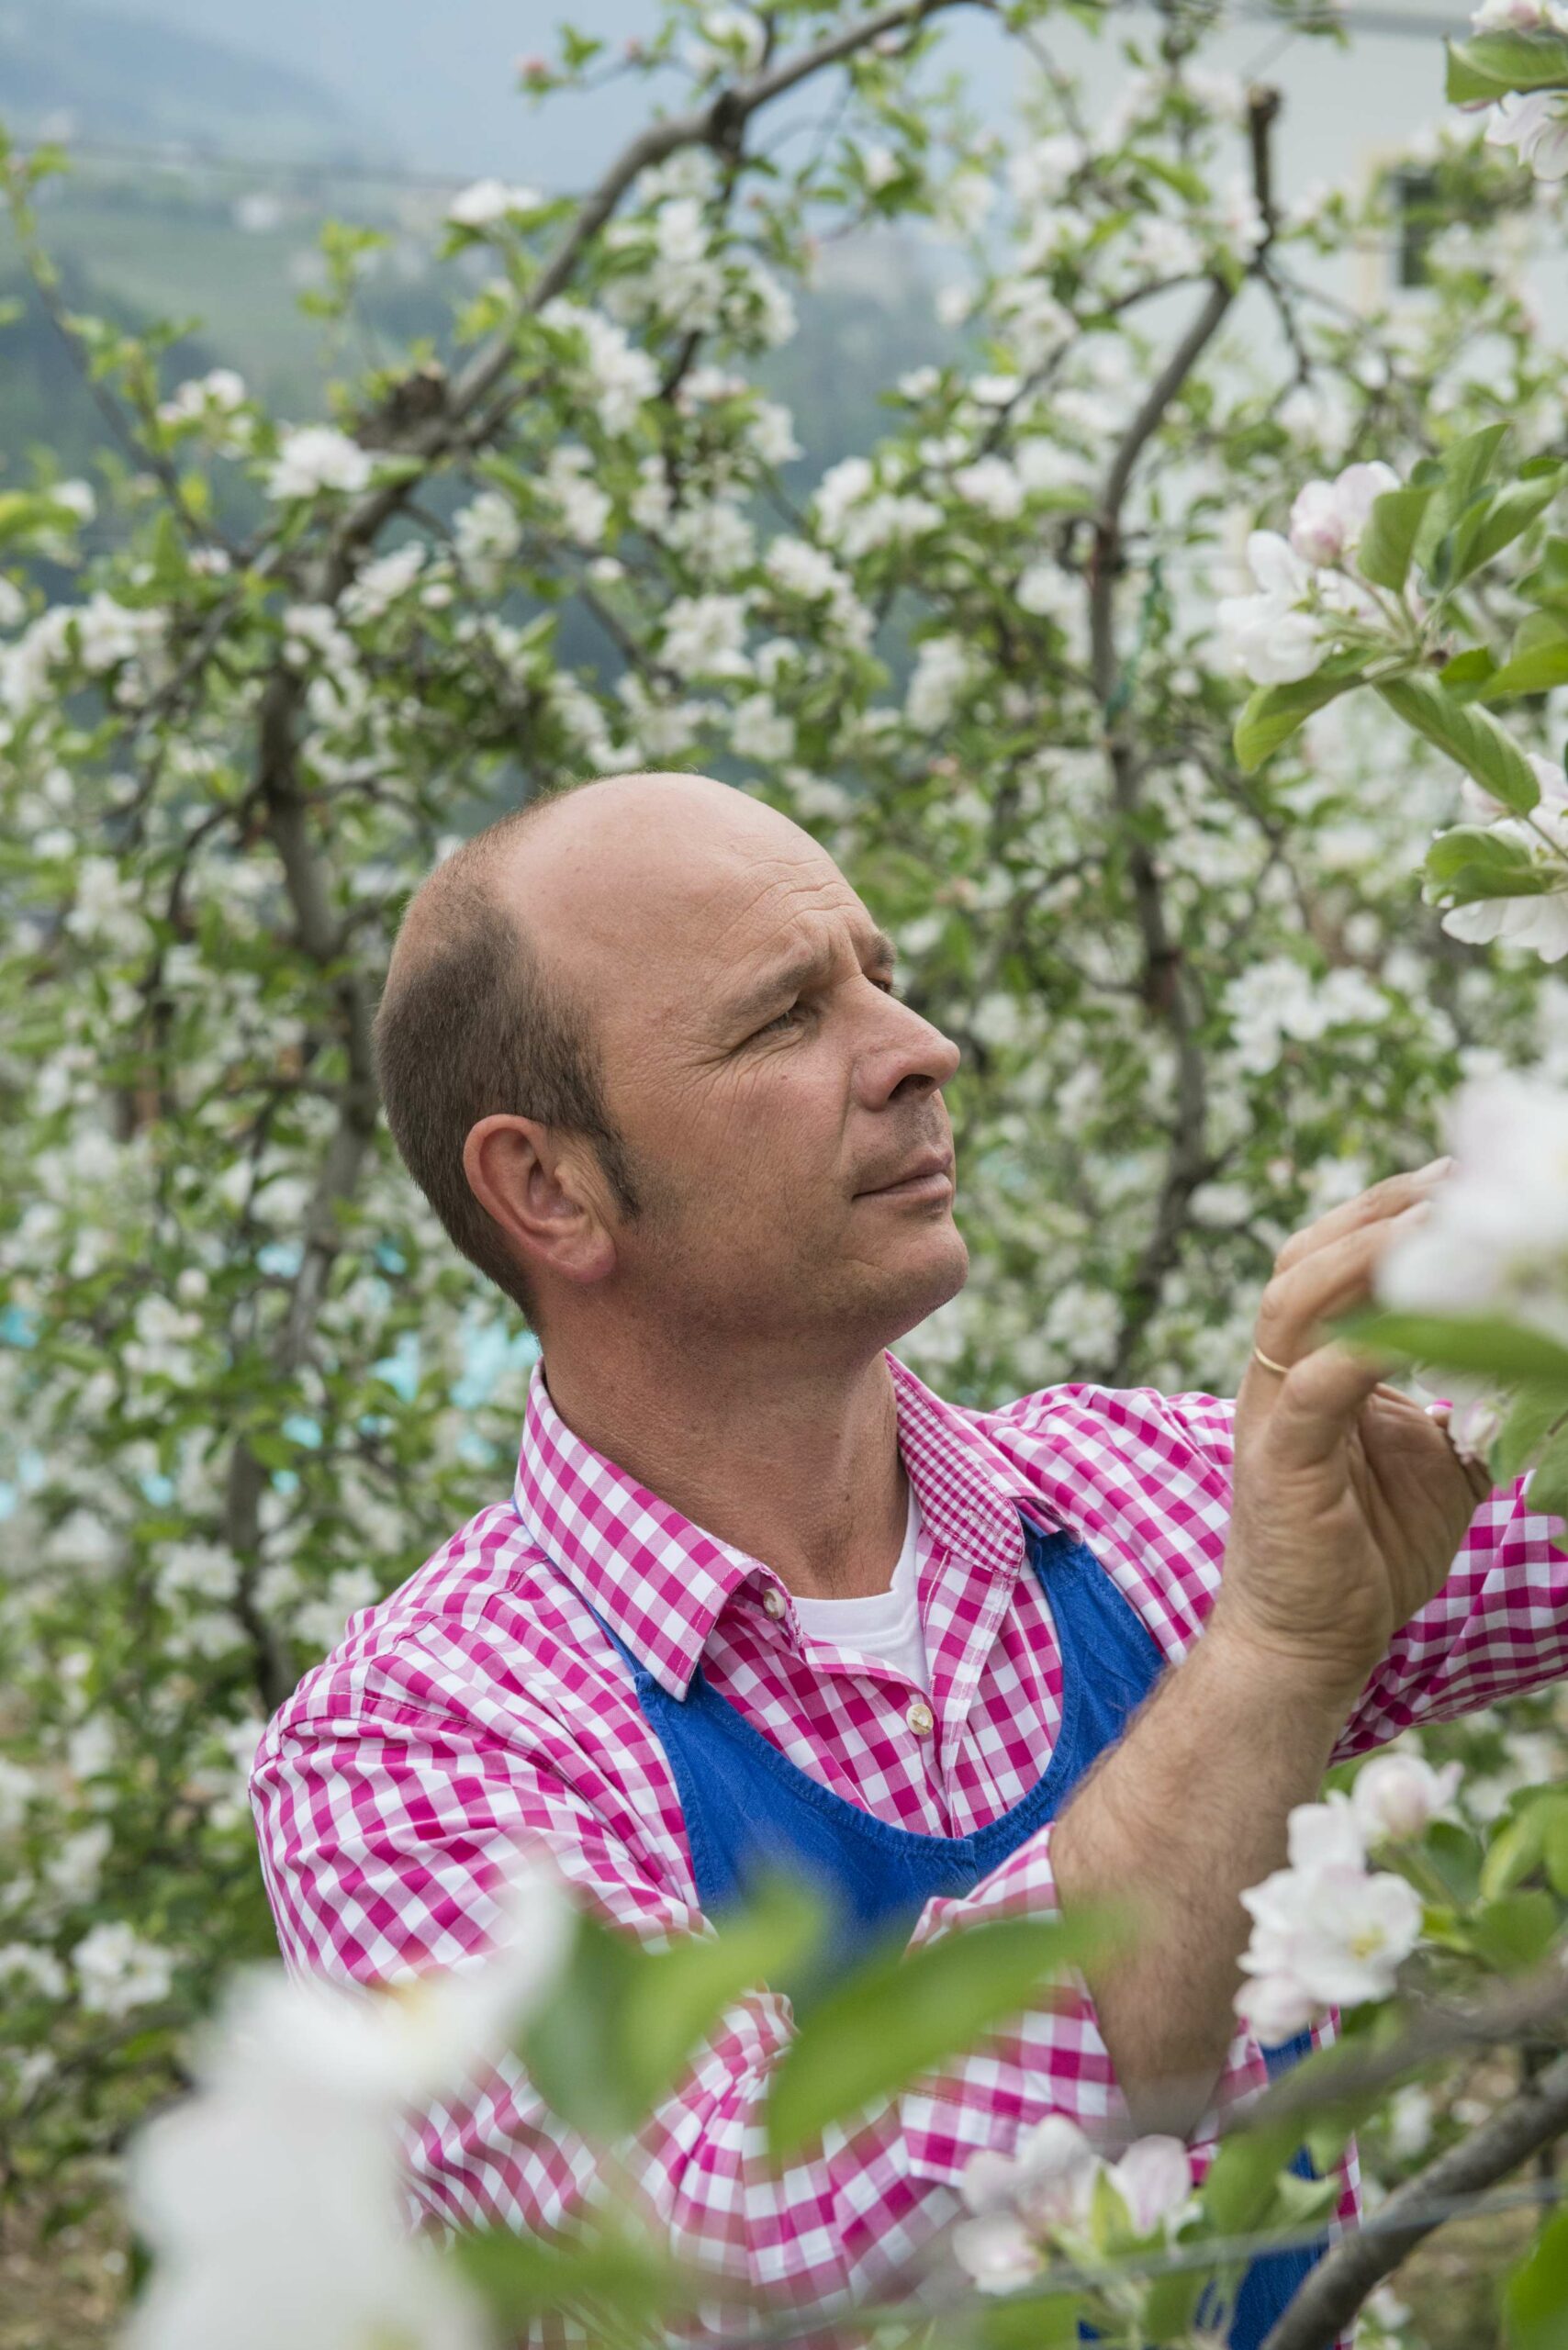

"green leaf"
[1374, 672, 1541, 813]
[521, 1881, 826, 2142]
[1439, 647, 1497, 701]
[1482, 1807, 1550, 1901]
[1457, 473, 1563, 585]
[1424, 826, 1551, 902]
[1525, 1428, 1568, 1521]
[1358, 485, 1432, 592]
[1140, 2266, 1209, 2343]
[765, 1910, 1111, 2158]
[977, 2292, 1085, 2348]
[1426, 1818, 1484, 1908]
[1441, 420, 1511, 509]
[1506, 2209, 1568, 2350]
[1334, 1309, 1568, 1385]
[1447, 27, 1568, 103]
[453, 2223, 689, 2331]
[1497, 1386, 1568, 1482]
[1471, 1888, 1560, 1972]
[1480, 643, 1568, 700]
[1233, 654, 1371, 773]
[1520, 534, 1568, 613]
[1200, 2124, 1304, 2235]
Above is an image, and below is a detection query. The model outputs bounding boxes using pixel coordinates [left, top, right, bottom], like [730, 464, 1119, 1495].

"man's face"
[522, 780, 968, 1358]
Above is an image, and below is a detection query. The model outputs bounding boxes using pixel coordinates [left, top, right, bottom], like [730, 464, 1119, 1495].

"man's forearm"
[1052, 1620, 1353, 2137]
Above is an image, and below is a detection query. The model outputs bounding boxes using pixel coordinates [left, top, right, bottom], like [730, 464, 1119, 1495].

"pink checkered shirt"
[252, 1356, 1566, 2321]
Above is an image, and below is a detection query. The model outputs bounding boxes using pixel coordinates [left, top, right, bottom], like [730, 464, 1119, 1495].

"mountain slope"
[0, 0, 387, 160]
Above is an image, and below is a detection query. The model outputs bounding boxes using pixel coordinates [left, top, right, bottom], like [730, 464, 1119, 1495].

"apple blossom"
[1350, 1753, 1462, 1844]
[1485, 90, 1568, 180]
[265, 425, 375, 501]
[1239, 1860, 1424, 2017]
[1215, 532, 1324, 684]
[1104, 2136, 1194, 2239]
[446, 179, 544, 229]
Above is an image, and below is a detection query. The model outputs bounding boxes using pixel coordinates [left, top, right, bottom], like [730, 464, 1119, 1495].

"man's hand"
[1214, 1162, 1495, 1707]
[1053, 1158, 1496, 2132]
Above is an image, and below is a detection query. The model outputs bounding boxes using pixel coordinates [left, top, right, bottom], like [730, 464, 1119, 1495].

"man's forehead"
[498, 783, 865, 990]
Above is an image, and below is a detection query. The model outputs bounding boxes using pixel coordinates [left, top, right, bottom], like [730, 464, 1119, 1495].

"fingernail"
[1412, 1156, 1453, 1186]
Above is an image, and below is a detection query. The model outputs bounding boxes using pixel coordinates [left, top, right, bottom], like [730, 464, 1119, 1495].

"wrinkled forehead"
[501, 789, 869, 1041]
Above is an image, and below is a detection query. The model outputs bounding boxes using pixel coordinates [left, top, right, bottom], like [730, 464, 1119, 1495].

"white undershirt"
[790, 1488, 929, 1691]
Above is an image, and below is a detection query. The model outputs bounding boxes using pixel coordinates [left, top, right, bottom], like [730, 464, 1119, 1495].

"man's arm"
[1047, 1164, 1495, 2134]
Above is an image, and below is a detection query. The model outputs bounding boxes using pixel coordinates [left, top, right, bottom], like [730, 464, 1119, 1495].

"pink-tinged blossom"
[1105, 2136, 1194, 2238]
[1485, 90, 1568, 180]
[1350, 1754, 1462, 1844]
[1287, 462, 1399, 566]
[952, 2209, 1044, 2292]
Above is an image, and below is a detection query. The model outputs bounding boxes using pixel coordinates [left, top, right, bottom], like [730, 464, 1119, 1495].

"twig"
[1260, 2050, 1568, 2350]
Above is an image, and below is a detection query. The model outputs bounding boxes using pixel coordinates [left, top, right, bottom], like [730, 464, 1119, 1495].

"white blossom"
[1484, 89, 1568, 178]
[907, 635, 974, 732]
[1288, 461, 1400, 566]
[1215, 532, 1324, 684]
[1351, 1753, 1462, 1844]
[660, 591, 751, 679]
[266, 427, 374, 501]
[75, 1921, 176, 2017]
[446, 179, 543, 229]
[452, 488, 523, 589]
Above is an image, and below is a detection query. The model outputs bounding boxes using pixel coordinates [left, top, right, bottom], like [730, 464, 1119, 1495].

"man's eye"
[755, 1002, 808, 1039]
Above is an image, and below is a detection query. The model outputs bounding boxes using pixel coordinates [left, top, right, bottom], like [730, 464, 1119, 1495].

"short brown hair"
[373, 800, 640, 1324]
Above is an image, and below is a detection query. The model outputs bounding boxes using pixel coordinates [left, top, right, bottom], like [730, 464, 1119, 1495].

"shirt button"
[762, 1587, 786, 1619]
[906, 1698, 935, 1737]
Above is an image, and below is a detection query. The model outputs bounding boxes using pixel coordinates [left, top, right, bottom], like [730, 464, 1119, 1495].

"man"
[253, 770, 1560, 2340]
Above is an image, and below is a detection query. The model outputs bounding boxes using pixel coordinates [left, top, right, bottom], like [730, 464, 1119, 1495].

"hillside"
[0, 0, 385, 160]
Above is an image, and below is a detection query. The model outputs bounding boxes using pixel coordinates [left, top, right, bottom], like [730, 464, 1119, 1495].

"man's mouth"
[854, 1148, 956, 1202]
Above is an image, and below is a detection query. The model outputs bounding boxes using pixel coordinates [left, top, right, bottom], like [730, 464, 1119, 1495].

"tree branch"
[1260, 2052, 1568, 2350]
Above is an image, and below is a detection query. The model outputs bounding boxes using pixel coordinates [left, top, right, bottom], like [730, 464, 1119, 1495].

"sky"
[83, 0, 1474, 203]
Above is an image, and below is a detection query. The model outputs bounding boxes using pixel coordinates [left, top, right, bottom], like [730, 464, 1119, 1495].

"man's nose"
[866, 995, 961, 1103]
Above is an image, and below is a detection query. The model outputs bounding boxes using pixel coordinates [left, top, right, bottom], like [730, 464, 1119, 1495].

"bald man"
[252, 772, 1563, 2343]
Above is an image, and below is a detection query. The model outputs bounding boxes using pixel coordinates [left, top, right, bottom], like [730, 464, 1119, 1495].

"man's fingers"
[1254, 1337, 1397, 1466]
[1252, 1200, 1430, 1374]
[1271, 1158, 1451, 1276]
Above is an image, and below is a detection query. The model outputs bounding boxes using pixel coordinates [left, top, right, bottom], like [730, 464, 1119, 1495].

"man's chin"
[878, 1225, 969, 1348]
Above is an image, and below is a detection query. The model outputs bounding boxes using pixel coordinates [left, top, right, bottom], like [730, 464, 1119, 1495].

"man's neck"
[539, 1340, 910, 1603]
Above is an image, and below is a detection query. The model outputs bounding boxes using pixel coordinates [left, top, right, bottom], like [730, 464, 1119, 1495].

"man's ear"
[463, 1114, 618, 1292]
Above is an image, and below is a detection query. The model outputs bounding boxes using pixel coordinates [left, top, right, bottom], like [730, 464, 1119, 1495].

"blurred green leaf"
[1447, 27, 1568, 102]
[1425, 825, 1551, 900]
[1376, 672, 1540, 811]
[1233, 653, 1371, 773]
[1497, 1388, 1568, 1483]
[454, 2221, 691, 2332]
[765, 1910, 1112, 2159]
[521, 1879, 826, 2142]
[1439, 647, 1498, 700]
[977, 2292, 1084, 2347]
[1506, 2209, 1568, 2350]
[1360, 485, 1432, 592]
[1335, 1310, 1568, 1385]
[1471, 1888, 1560, 1972]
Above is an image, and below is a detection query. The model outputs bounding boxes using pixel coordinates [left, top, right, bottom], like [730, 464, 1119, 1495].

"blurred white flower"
[1105, 2135, 1194, 2238]
[266, 427, 374, 501]
[447, 179, 543, 229]
[952, 2207, 1042, 2291]
[126, 1859, 568, 2350]
[1485, 90, 1568, 179]
[1377, 1071, 1568, 1340]
[1215, 532, 1323, 684]
[1351, 1753, 1462, 1843]
[1239, 1853, 1422, 2021]
[1288, 461, 1399, 566]
[75, 1921, 175, 2017]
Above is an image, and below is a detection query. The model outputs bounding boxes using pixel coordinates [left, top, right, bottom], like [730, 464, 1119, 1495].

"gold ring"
[1252, 1345, 1293, 1376]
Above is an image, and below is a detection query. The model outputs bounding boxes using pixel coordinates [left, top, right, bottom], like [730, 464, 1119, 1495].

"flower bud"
[1350, 1752, 1462, 1843]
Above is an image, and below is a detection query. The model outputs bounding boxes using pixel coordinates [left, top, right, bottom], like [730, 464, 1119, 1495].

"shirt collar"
[513, 1354, 1053, 1698]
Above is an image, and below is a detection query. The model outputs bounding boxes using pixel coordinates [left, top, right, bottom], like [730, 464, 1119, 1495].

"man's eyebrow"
[723, 928, 898, 1029]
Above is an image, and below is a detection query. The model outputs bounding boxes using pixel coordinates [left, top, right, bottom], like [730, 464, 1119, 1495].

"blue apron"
[583, 1512, 1321, 2347]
